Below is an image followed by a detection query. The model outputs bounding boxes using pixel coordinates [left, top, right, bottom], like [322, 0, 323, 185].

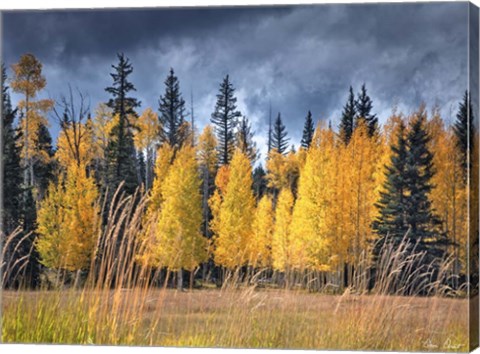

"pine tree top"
[272, 112, 289, 155]
[211, 75, 242, 165]
[339, 86, 356, 145]
[158, 68, 187, 148]
[355, 84, 378, 137]
[105, 53, 141, 120]
[300, 110, 315, 149]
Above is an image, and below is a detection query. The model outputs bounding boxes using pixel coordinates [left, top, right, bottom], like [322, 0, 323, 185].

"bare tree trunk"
[177, 269, 183, 290]
[189, 269, 194, 290]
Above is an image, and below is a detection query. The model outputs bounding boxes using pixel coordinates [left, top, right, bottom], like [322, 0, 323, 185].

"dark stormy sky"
[1, 2, 470, 160]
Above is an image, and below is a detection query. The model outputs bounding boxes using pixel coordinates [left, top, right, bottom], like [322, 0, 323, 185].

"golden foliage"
[36, 163, 100, 271]
[91, 104, 117, 159]
[266, 149, 300, 192]
[142, 145, 207, 271]
[56, 121, 96, 168]
[272, 188, 298, 271]
[134, 108, 161, 151]
[210, 150, 256, 269]
[290, 124, 336, 271]
[249, 195, 274, 267]
[148, 144, 175, 213]
[11, 54, 54, 168]
[427, 112, 467, 271]
[197, 125, 218, 174]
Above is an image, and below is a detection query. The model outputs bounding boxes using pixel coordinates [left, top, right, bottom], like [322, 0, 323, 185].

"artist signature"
[423, 338, 463, 350]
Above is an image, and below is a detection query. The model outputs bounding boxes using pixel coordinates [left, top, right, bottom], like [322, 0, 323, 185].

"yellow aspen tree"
[210, 150, 256, 269]
[266, 149, 287, 191]
[266, 149, 300, 194]
[90, 104, 117, 187]
[290, 124, 337, 271]
[56, 122, 96, 168]
[271, 188, 297, 271]
[139, 143, 180, 270]
[36, 175, 68, 269]
[208, 165, 230, 242]
[428, 113, 467, 273]
[148, 144, 175, 213]
[91, 104, 117, 160]
[134, 108, 161, 189]
[36, 163, 100, 271]
[197, 125, 218, 238]
[249, 195, 274, 268]
[11, 54, 54, 190]
[198, 125, 218, 174]
[343, 120, 383, 269]
[145, 146, 207, 280]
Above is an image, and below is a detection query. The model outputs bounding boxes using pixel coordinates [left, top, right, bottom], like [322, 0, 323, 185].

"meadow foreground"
[1, 288, 469, 351]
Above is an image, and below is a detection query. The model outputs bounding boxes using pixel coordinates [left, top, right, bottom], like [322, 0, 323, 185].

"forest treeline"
[1, 53, 477, 292]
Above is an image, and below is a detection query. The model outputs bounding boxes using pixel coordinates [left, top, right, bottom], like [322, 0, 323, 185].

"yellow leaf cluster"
[197, 125, 218, 175]
[142, 146, 207, 271]
[266, 149, 301, 192]
[134, 108, 161, 151]
[56, 121, 96, 168]
[36, 163, 100, 271]
[428, 113, 468, 271]
[249, 195, 274, 268]
[148, 144, 175, 213]
[210, 150, 256, 269]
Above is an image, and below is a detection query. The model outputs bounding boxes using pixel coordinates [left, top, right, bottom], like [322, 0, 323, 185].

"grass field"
[1, 288, 470, 351]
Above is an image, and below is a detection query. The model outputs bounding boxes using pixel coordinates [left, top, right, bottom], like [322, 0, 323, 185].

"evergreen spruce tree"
[211, 75, 242, 165]
[404, 112, 443, 250]
[158, 68, 187, 149]
[137, 151, 146, 187]
[355, 84, 378, 137]
[253, 165, 267, 200]
[105, 53, 140, 195]
[453, 91, 474, 180]
[236, 116, 259, 164]
[2, 65, 22, 234]
[373, 121, 409, 250]
[339, 86, 356, 144]
[300, 110, 315, 149]
[373, 112, 448, 291]
[2, 65, 41, 288]
[33, 123, 55, 200]
[272, 113, 289, 155]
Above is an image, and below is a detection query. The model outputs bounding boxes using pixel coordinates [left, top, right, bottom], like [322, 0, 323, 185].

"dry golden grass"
[1, 288, 470, 351]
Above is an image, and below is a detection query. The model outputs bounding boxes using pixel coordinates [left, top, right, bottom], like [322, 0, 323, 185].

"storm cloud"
[2, 2, 470, 160]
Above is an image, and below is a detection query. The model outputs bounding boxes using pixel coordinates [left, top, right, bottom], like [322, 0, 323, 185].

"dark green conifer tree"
[105, 53, 140, 195]
[373, 121, 409, 245]
[2, 65, 40, 288]
[355, 84, 378, 137]
[236, 116, 258, 164]
[339, 86, 356, 144]
[2, 65, 22, 234]
[453, 91, 474, 180]
[403, 112, 442, 244]
[373, 112, 448, 293]
[211, 75, 241, 165]
[33, 123, 55, 200]
[158, 68, 187, 149]
[300, 110, 315, 149]
[272, 112, 289, 155]
[253, 165, 267, 200]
